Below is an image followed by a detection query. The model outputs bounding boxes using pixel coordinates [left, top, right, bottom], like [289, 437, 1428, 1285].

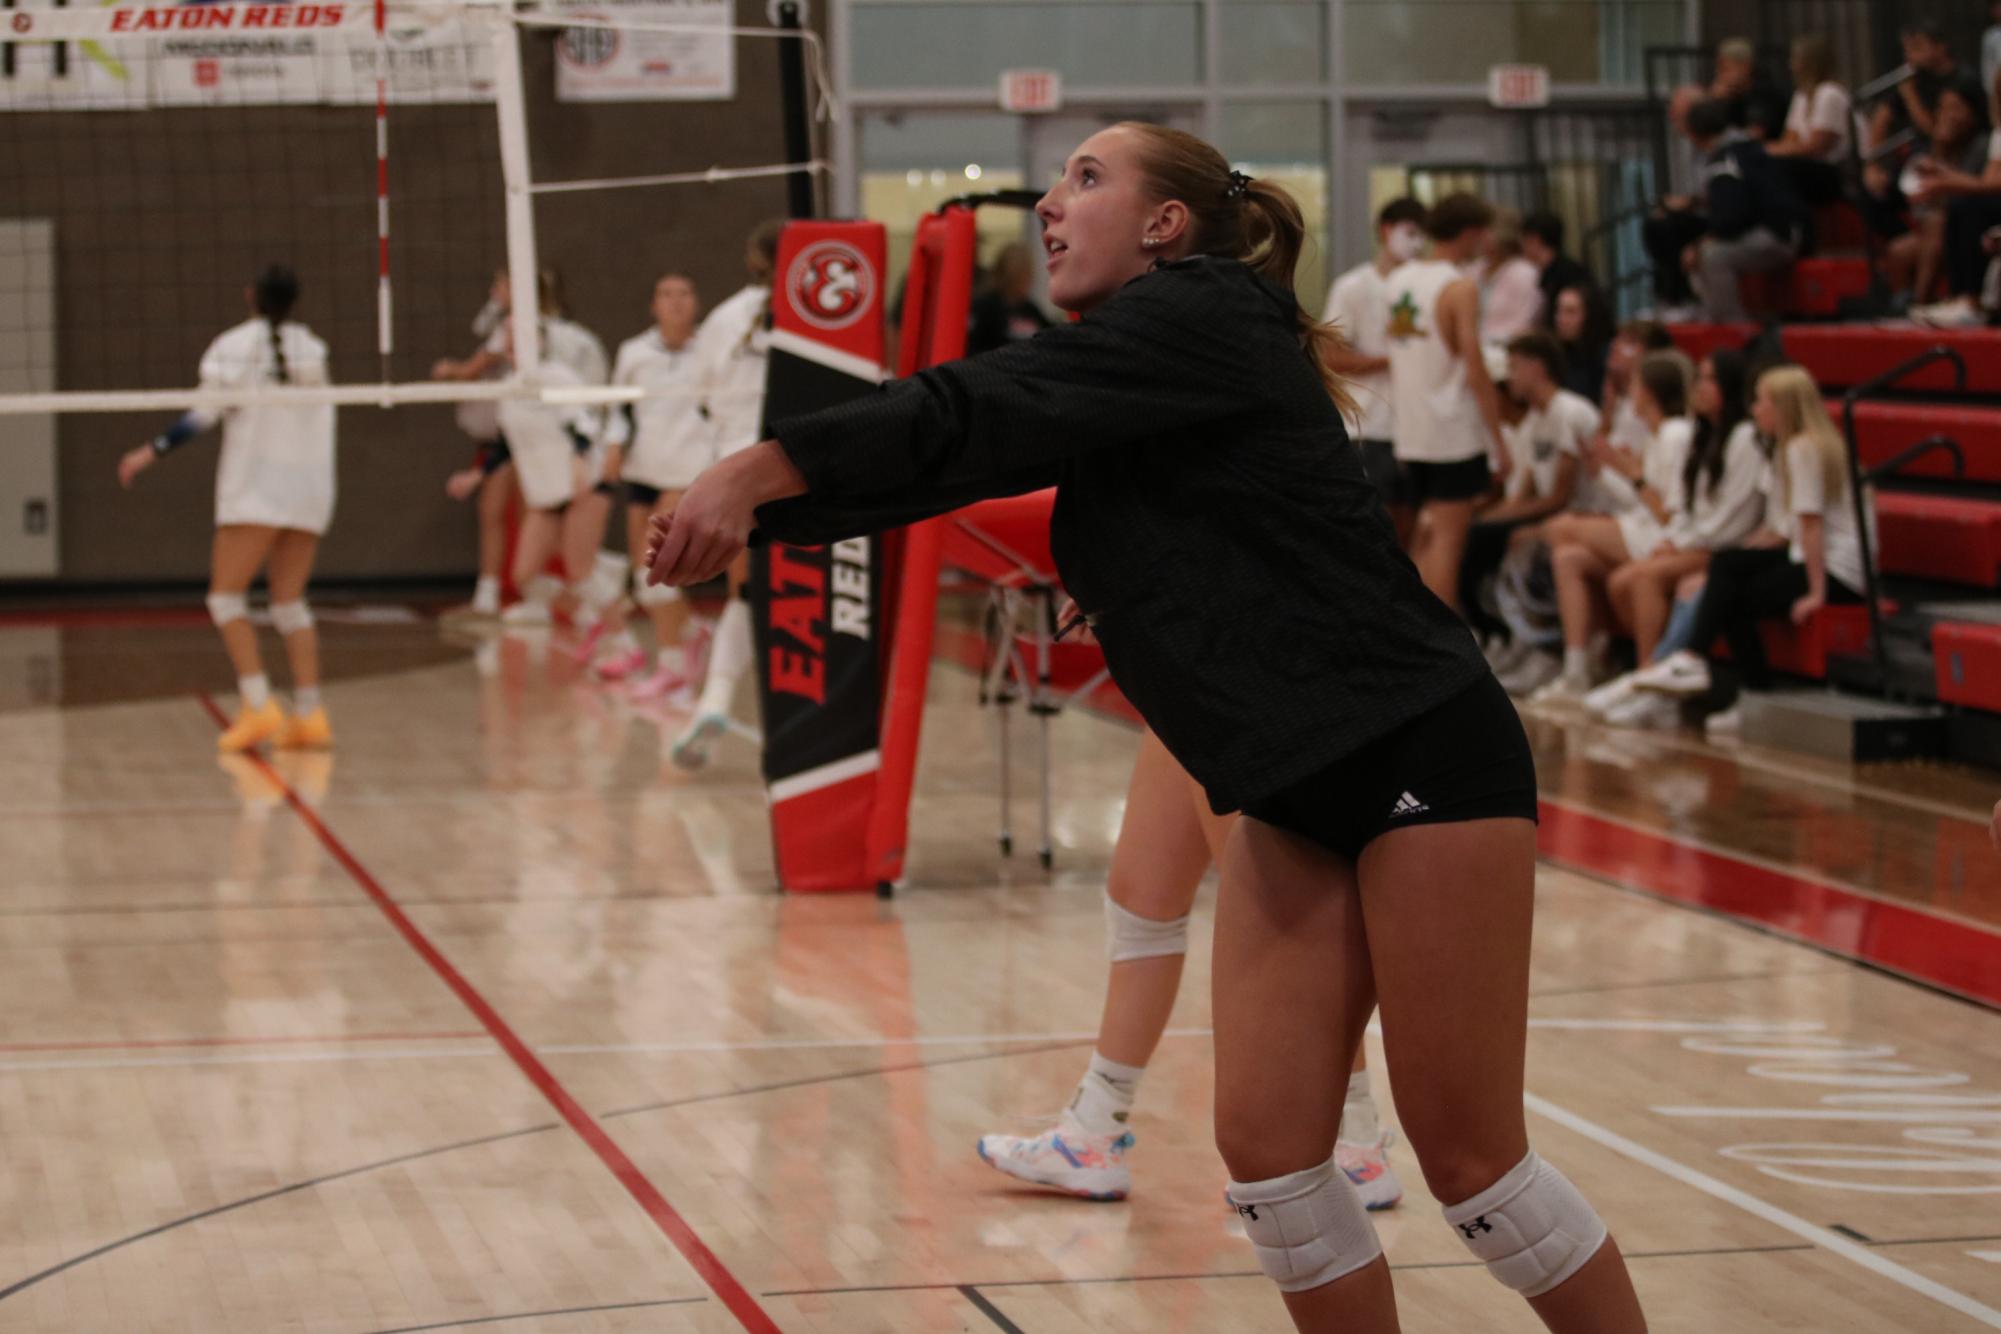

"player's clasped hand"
[645, 438, 809, 587]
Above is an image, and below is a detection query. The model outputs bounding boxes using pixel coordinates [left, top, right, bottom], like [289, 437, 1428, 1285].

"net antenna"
[0, 0, 839, 417]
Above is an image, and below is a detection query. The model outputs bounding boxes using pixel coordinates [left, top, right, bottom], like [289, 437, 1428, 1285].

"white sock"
[472, 575, 500, 613]
[1562, 645, 1591, 684]
[606, 628, 638, 654]
[1338, 1070, 1382, 1146]
[568, 585, 601, 631]
[696, 599, 754, 717]
[526, 574, 563, 606]
[1067, 1051, 1145, 1136]
[293, 684, 322, 715]
[238, 673, 271, 709]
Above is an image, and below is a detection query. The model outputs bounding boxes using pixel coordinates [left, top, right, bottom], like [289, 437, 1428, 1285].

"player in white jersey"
[1323, 197, 1427, 543]
[1386, 193, 1509, 612]
[591, 273, 712, 697]
[670, 219, 784, 770]
[435, 268, 518, 622]
[118, 265, 338, 753]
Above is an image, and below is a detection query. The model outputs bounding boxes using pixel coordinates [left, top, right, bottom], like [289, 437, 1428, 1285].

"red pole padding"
[861, 206, 980, 890]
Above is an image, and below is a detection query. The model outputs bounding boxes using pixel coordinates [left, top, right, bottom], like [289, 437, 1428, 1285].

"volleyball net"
[0, 0, 832, 416]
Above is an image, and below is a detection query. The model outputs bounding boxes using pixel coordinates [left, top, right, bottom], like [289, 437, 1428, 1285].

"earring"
[1142, 237, 1158, 248]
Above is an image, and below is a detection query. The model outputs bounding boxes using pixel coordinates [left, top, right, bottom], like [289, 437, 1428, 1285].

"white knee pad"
[1227, 1157, 1382, 1293]
[1104, 893, 1190, 964]
[269, 599, 314, 635]
[206, 592, 249, 626]
[1442, 1151, 1608, 1298]
[634, 566, 681, 607]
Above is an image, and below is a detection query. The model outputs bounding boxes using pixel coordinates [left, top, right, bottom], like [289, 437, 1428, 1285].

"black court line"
[1544, 859, 2001, 1014]
[961, 1285, 1027, 1334]
[1830, 1224, 1875, 1244]
[1876, 1231, 2001, 1248]
[1528, 966, 1846, 1000]
[598, 1040, 1095, 1120]
[0, 1123, 560, 1303]
[762, 1243, 1821, 1299]
[362, 1296, 706, 1333]
[0, 1041, 1092, 1303]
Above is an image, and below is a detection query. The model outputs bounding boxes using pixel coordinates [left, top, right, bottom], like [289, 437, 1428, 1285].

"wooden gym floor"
[0, 606, 1997, 1333]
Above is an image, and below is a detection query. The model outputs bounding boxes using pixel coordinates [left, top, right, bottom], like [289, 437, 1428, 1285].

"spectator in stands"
[1909, 63, 2001, 325]
[1864, 84, 1990, 302]
[1479, 208, 1544, 342]
[1470, 335, 1587, 678]
[1682, 97, 1810, 323]
[1530, 350, 1694, 703]
[1553, 283, 1612, 401]
[1631, 364, 1867, 737]
[1987, 0, 2001, 112]
[1767, 34, 1857, 204]
[966, 243, 1052, 354]
[1598, 319, 1677, 458]
[1712, 37, 1791, 142]
[1324, 196, 1430, 541]
[1521, 211, 1591, 326]
[1586, 349, 1768, 727]
[1645, 87, 1720, 312]
[1872, 19, 1984, 148]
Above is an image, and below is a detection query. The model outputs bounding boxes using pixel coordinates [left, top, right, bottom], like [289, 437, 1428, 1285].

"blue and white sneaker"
[670, 711, 730, 771]
[1336, 1132, 1404, 1210]
[977, 1115, 1133, 1201]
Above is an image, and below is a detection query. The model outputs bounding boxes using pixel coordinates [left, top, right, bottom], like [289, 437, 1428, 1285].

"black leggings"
[1643, 208, 1708, 304]
[1689, 546, 1859, 692]
[1945, 195, 2001, 298]
[1459, 517, 1529, 644]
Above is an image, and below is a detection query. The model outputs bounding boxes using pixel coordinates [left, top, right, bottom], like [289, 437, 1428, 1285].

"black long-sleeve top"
[758, 256, 1489, 814]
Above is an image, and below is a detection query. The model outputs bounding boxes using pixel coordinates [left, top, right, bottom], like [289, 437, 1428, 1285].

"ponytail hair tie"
[1225, 170, 1253, 200]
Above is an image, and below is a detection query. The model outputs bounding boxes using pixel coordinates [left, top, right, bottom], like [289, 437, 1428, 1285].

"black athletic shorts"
[625, 480, 663, 508]
[1357, 439, 1412, 510]
[1403, 456, 1492, 505]
[1243, 672, 1538, 862]
[593, 480, 619, 499]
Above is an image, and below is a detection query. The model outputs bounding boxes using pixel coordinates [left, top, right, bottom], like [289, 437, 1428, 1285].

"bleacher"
[1666, 315, 2001, 762]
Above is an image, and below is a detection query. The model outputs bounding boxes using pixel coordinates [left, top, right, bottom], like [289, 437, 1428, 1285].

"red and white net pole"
[374, 0, 392, 382]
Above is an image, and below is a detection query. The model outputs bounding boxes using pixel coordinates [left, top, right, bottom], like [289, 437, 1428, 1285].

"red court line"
[0, 1030, 485, 1055]
[194, 694, 780, 1334]
[1538, 798, 2001, 1009]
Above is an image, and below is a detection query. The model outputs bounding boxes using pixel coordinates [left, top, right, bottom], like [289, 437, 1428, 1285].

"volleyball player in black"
[645, 123, 1647, 1333]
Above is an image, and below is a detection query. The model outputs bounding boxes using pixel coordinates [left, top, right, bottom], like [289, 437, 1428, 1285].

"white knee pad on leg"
[1227, 1157, 1382, 1293]
[635, 567, 681, 607]
[269, 600, 314, 635]
[1442, 1151, 1608, 1298]
[1104, 893, 1190, 963]
[206, 592, 249, 626]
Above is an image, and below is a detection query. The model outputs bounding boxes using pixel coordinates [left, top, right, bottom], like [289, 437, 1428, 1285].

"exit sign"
[1488, 64, 1550, 109]
[999, 69, 1062, 113]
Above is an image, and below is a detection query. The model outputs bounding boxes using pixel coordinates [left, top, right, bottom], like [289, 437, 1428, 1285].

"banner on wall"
[552, 0, 732, 103]
[0, 0, 497, 109]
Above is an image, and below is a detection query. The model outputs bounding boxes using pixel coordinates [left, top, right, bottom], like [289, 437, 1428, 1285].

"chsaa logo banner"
[0, 0, 497, 109]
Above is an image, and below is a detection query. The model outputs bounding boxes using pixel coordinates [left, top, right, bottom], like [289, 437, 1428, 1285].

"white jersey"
[611, 327, 708, 490]
[1614, 417, 1695, 559]
[545, 316, 609, 386]
[1386, 260, 1488, 464]
[195, 318, 337, 535]
[691, 284, 772, 459]
[1665, 419, 1768, 551]
[1324, 261, 1396, 442]
[1504, 389, 1599, 502]
[498, 359, 602, 511]
[1768, 433, 1869, 593]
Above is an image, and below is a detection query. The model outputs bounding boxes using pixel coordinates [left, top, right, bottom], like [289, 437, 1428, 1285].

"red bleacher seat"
[1788, 258, 1872, 319]
[1841, 401, 2001, 484]
[1669, 323, 1759, 365]
[1781, 326, 2001, 394]
[1875, 493, 2001, 586]
[1933, 621, 2001, 713]
[1811, 202, 1871, 254]
[1732, 604, 1874, 680]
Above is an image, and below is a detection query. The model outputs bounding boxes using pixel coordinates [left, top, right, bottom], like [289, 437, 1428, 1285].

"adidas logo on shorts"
[1390, 790, 1429, 818]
